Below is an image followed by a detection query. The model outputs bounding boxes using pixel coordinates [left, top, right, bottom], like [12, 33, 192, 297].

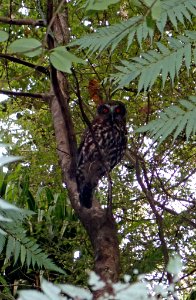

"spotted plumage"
[76, 101, 127, 208]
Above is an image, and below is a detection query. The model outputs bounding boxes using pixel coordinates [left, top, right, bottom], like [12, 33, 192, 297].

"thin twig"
[154, 200, 196, 229]
[135, 157, 173, 285]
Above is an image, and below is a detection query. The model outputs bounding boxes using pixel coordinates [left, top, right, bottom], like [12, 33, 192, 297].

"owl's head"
[97, 101, 126, 122]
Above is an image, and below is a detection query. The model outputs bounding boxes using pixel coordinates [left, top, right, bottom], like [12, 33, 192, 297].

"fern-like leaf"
[0, 225, 65, 274]
[0, 206, 65, 274]
[69, 0, 196, 54]
[157, 0, 196, 32]
[135, 96, 196, 144]
[113, 31, 195, 91]
[70, 15, 155, 52]
[70, 16, 144, 53]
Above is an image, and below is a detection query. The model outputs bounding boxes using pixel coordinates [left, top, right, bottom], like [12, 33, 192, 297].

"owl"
[76, 101, 127, 208]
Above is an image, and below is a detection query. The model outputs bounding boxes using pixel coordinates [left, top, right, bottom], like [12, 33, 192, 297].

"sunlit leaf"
[41, 279, 61, 300]
[167, 255, 182, 275]
[0, 30, 9, 42]
[18, 290, 49, 300]
[0, 198, 20, 210]
[8, 38, 42, 57]
[59, 283, 92, 299]
[135, 96, 196, 144]
[85, 0, 120, 11]
[151, 0, 162, 20]
[0, 156, 21, 166]
[0, 215, 12, 222]
[50, 47, 85, 73]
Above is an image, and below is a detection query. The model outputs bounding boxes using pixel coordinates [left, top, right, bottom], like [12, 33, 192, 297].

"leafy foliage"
[70, 15, 150, 53]
[0, 151, 64, 274]
[157, 0, 196, 30]
[136, 96, 196, 143]
[0, 0, 195, 298]
[113, 31, 195, 91]
[8, 38, 85, 72]
[0, 220, 65, 273]
[0, 168, 91, 285]
[18, 256, 183, 300]
[70, 0, 196, 52]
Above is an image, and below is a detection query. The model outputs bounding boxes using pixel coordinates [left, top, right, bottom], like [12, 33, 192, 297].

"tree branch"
[154, 200, 196, 228]
[135, 156, 173, 284]
[0, 54, 49, 76]
[0, 89, 44, 99]
[0, 16, 45, 27]
[46, 3, 120, 286]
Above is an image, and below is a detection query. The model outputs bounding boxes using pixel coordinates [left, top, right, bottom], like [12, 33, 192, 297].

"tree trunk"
[46, 1, 120, 286]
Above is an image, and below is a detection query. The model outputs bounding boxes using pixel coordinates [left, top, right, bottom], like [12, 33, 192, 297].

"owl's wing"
[77, 127, 89, 166]
[77, 139, 84, 166]
[77, 118, 102, 166]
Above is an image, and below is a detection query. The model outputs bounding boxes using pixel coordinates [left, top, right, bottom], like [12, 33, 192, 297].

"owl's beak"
[110, 107, 115, 122]
[108, 112, 114, 125]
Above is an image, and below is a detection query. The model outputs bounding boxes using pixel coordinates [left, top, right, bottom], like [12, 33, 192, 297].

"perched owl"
[76, 101, 127, 208]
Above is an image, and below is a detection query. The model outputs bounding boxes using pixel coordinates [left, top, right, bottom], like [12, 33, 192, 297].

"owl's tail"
[79, 183, 93, 209]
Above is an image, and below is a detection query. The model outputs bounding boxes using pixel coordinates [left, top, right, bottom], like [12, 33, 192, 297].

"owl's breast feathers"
[76, 102, 127, 208]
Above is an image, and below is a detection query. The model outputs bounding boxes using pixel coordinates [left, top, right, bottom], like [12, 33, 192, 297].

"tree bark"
[46, 1, 120, 287]
[0, 16, 45, 27]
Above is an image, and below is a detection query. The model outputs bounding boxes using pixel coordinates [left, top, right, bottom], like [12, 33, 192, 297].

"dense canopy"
[0, 0, 195, 299]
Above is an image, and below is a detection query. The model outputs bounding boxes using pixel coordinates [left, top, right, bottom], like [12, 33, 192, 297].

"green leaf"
[19, 290, 49, 300]
[151, 0, 162, 20]
[167, 8, 178, 28]
[175, 5, 185, 24]
[0, 30, 9, 42]
[179, 99, 195, 110]
[0, 198, 20, 210]
[156, 11, 167, 33]
[167, 255, 182, 275]
[69, 16, 143, 54]
[85, 0, 120, 11]
[6, 235, 14, 259]
[59, 283, 92, 299]
[14, 240, 21, 264]
[143, 0, 154, 6]
[0, 156, 21, 166]
[0, 234, 6, 253]
[135, 96, 196, 144]
[184, 42, 191, 74]
[173, 113, 188, 141]
[0, 215, 12, 222]
[153, 118, 178, 144]
[186, 111, 196, 140]
[8, 38, 42, 57]
[20, 244, 26, 266]
[127, 31, 135, 49]
[50, 47, 85, 73]
[26, 249, 32, 268]
[114, 31, 195, 91]
[41, 279, 61, 299]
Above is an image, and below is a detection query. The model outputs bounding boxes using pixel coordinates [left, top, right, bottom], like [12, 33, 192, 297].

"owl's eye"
[115, 107, 121, 113]
[102, 107, 109, 114]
